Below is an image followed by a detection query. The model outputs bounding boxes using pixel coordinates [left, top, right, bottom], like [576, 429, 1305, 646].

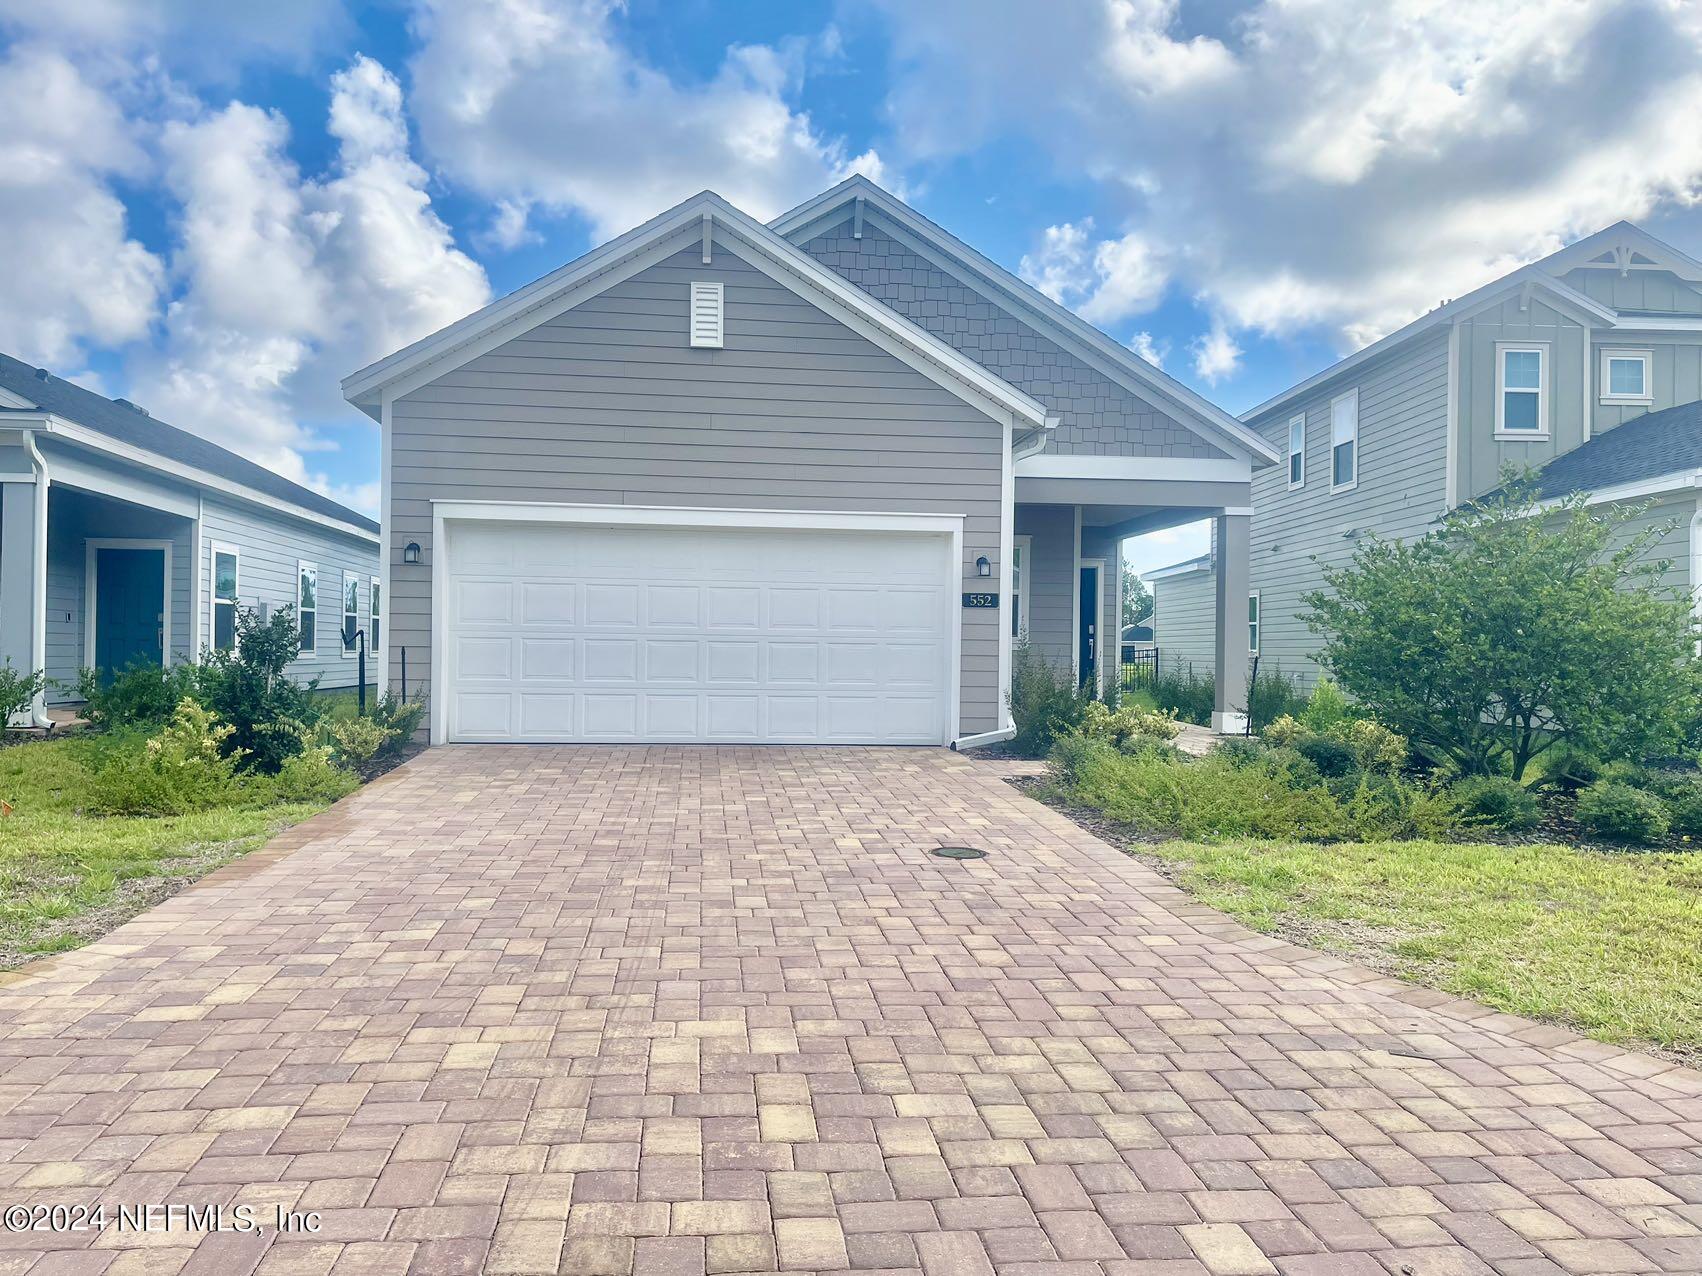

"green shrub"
[1297, 678, 1356, 735]
[369, 691, 426, 753]
[71, 661, 205, 729]
[1345, 720, 1407, 774]
[1151, 665, 1214, 726]
[1540, 744, 1604, 792]
[1009, 639, 1093, 757]
[324, 716, 395, 767]
[261, 744, 360, 805]
[0, 661, 46, 729]
[1449, 775, 1542, 831]
[1211, 736, 1269, 768]
[1248, 667, 1308, 730]
[1079, 700, 1181, 749]
[85, 698, 245, 816]
[1293, 734, 1358, 779]
[198, 606, 324, 773]
[1576, 780, 1670, 844]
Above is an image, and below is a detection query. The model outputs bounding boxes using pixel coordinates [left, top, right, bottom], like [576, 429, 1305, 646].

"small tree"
[0, 661, 46, 732]
[1122, 564, 1153, 628]
[199, 605, 324, 772]
[1303, 477, 1701, 780]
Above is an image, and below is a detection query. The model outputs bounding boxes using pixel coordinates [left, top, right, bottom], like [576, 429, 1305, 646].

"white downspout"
[21, 430, 50, 727]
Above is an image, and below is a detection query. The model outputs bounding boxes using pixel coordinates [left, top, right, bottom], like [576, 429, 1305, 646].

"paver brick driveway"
[1, 747, 1701, 1276]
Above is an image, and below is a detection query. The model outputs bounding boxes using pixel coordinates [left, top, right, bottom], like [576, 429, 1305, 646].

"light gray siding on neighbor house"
[799, 219, 1226, 460]
[1233, 329, 1453, 688]
[388, 241, 1008, 736]
[42, 485, 194, 698]
[1561, 266, 1702, 317]
[198, 496, 376, 691]
[1591, 338, 1702, 435]
[1603, 493, 1696, 602]
[1152, 568, 1216, 677]
[1456, 294, 1591, 503]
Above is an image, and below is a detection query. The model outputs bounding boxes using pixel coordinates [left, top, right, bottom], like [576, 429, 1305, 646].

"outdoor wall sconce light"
[403, 541, 422, 565]
[975, 555, 991, 577]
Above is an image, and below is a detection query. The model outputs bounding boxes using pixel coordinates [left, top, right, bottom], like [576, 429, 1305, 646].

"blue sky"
[5, 0, 1702, 575]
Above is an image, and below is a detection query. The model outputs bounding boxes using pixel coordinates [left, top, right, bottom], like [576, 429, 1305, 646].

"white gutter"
[21, 429, 50, 727]
[7, 412, 378, 543]
[1534, 467, 1702, 512]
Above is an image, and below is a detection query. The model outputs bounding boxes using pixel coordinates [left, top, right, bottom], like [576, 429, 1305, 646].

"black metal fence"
[1120, 647, 1158, 692]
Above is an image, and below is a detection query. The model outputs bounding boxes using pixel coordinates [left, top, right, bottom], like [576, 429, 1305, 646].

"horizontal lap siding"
[1015, 505, 1074, 671]
[389, 242, 1006, 737]
[1242, 330, 1452, 688]
[42, 487, 194, 700]
[1152, 572, 1216, 678]
[199, 498, 379, 691]
[800, 220, 1224, 459]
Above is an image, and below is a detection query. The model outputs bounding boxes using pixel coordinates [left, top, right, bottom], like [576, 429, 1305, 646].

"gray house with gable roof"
[0, 355, 380, 727]
[1152, 221, 1702, 687]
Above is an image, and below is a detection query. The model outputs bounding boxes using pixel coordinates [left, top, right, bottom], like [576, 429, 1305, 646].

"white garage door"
[442, 519, 955, 744]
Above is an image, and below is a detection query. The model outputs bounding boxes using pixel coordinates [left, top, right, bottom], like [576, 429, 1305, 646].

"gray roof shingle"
[1530, 399, 1702, 499]
[0, 353, 378, 535]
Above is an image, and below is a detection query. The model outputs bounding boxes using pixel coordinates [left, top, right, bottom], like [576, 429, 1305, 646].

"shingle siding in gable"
[799, 220, 1225, 459]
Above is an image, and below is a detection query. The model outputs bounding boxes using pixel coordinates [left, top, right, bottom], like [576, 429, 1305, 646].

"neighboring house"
[0, 355, 381, 726]
[343, 176, 1280, 746]
[1156, 220, 1702, 687]
[1145, 552, 1219, 677]
[1119, 623, 1154, 664]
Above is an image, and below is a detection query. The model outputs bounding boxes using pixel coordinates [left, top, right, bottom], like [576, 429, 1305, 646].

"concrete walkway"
[0, 746, 1698, 1275]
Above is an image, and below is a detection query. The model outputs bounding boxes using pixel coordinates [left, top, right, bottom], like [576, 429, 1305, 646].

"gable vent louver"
[689, 281, 724, 348]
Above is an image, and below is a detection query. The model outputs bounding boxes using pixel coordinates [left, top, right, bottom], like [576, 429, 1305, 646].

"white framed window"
[342, 571, 360, 656]
[370, 576, 382, 656]
[1600, 348, 1652, 405]
[210, 542, 239, 652]
[1330, 389, 1358, 492]
[1248, 591, 1261, 654]
[1011, 535, 1032, 639]
[1495, 342, 1548, 438]
[297, 562, 317, 654]
[1287, 413, 1305, 489]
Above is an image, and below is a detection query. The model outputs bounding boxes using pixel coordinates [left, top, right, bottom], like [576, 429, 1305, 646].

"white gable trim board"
[430, 502, 965, 747]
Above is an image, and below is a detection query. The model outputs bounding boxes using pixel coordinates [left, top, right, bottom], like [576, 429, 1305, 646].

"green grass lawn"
[0, 734, 334, 969]
[1141, 835, 1702, 1063]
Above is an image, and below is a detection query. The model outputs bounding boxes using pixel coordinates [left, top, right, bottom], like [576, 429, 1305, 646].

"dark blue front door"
[95, 547, 164, 679]
[1078, 565, 1099, 689]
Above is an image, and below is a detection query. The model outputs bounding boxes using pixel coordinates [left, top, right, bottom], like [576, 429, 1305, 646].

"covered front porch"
[1, 464, 195, 724]
[1013, 457, 1252, 733]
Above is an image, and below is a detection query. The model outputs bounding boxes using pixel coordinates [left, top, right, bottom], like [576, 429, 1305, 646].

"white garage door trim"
[430, 501, 965, 746]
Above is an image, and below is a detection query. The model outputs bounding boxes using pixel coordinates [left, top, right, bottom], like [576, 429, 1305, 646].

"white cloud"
[405, 0, 888, 239]
[1191, 319, 1240, 383]
[1128, 331, 1166, 367]
[0, 46, 163, 366]
[133, 56, 489, 505]
[874, 0, 1702, 359]
[1019, 220, 1168, 324]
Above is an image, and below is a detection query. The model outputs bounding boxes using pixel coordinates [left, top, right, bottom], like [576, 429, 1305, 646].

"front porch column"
[1212, 511, 1250, 734]
[0, 477, 45, 725]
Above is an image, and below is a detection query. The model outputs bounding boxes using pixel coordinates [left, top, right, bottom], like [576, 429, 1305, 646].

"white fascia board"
[1241, 267, 1617, 425]
[1608, 315, 1702, 334]
[1535, 468, 1702, 511]
[345, 189, 1048, 432]
[0, 386, 38, 410]
[15, 412, 379, 543]
[1016, 455, 1251, 483]
[1143, 556, 1212, 581]
[771, 177, 1281, 467]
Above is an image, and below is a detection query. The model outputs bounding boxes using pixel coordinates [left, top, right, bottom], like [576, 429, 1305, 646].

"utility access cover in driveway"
[0, 746, 1698, 1275]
